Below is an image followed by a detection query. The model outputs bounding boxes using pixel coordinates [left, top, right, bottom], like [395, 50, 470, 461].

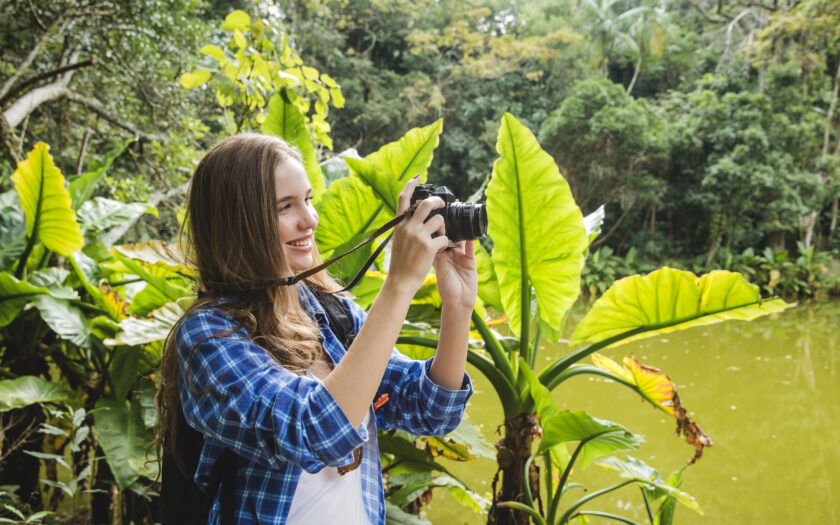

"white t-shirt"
[286, 410, 373, 525]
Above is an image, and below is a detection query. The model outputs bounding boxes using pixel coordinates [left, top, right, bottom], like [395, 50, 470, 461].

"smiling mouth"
[287, 239, 310, 247]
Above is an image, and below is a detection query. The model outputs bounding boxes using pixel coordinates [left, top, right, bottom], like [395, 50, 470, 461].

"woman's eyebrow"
[277, 188, 313, 203]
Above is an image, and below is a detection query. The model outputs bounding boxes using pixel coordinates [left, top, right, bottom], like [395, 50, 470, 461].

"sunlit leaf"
[220, 9, 250, 31]
[11, 143, 83, 255]
[315, 121, 443, 282]
[475, 242, 502, 313]
[200, 44, 225, 62]
[570, 267, 792, 348]
[0, 376, 71, 412]
[345, 119, 442, 214]
[179, 69, 211, 89]
[486, 113, 586, 336]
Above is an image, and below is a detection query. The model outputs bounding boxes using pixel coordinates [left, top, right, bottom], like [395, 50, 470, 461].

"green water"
[425, 301, 840, 524]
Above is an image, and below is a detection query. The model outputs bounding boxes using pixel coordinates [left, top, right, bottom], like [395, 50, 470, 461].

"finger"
[420, 214, 446, 237]
[396, 174, 422, 217]
[411, 196, 445, 225]
[455, 240, 466, 256]
[431, 235, 450, 253]
[463, 240, 475, 257]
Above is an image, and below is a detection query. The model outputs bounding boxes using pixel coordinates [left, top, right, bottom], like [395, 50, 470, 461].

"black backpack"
[160, 291, 357, 525]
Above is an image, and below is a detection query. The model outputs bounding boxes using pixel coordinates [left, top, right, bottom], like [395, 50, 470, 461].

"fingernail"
[413, 174, 420, 180]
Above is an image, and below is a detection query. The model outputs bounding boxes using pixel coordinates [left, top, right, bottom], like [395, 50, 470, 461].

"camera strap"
[213, 205, 417, 295]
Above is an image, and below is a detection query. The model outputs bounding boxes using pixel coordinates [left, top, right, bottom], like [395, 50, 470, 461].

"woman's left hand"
[433, 239, 478, 310]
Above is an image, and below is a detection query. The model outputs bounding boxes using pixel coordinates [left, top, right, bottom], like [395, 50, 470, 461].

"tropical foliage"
[0, 0, 831, 524]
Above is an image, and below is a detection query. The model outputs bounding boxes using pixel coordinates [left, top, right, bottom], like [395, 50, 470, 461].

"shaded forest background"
[2, 0, 839, 289]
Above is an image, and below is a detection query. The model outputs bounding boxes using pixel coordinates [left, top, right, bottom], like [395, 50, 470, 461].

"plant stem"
[549, 438, 586, 522]
[471, 310, 516, 385]
[530, 320, 542, 369]
[559, 480, 637, 524]
[496, 501, 547, 525]
[571, 511, 642, 525]
[520, 283, 531, 368]
[641, 486, 654, 523]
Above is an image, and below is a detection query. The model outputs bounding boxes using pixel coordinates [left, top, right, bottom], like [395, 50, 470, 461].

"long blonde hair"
[151, 133, 340, 474]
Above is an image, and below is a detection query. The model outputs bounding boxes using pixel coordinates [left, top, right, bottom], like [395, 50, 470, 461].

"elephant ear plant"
[393, 113, 791, 524]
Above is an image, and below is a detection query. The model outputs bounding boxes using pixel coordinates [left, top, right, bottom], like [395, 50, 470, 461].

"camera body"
[409, 183, 487, 241]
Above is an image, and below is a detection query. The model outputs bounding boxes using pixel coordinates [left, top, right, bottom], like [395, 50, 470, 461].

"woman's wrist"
[381, 275, 419, 304]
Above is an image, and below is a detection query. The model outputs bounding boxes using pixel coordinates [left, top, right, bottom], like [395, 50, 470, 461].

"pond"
[426, 301, 840, 524]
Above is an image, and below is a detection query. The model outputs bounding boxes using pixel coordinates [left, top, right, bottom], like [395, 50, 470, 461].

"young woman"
[154, 133, 477, 524]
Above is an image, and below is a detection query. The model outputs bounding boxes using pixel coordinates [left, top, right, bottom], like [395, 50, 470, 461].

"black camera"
[409, 183, 487, 241]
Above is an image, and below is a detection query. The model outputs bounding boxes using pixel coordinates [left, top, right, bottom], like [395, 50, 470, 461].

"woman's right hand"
[387, 175, 450, 294]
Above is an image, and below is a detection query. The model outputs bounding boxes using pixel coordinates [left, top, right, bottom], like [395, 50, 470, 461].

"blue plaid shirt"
[176, 284, 473, 524]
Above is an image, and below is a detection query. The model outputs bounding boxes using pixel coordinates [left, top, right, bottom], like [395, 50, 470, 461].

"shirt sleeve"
[341, 297, 473, 436]
[176, 308, 366, 474]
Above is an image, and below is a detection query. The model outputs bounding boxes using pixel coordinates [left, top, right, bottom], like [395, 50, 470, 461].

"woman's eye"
[305, 196, 314, 203]
[278, 204, 291, 212]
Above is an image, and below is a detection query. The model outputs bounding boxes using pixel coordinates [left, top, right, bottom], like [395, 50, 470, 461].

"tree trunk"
[626, 53, 642, 96]
[489, 413, 541, 525]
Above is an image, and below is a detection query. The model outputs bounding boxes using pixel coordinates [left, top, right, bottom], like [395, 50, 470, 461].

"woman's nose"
[299, 207, 318, 230]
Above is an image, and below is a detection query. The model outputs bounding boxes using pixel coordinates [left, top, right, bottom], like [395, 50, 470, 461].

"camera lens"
[445, 202, 487, 241]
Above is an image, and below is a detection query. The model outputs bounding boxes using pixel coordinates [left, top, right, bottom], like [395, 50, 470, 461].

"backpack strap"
[310, 289, 357, 350]
[212, 449, 237, 525]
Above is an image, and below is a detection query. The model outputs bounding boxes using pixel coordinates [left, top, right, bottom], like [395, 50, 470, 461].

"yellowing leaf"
[200, 44, 225, 62]
[233, 29, 248, 50]
[591, 353, 713, 464]
[570, 267, 792, 348]
[11, 143, 83, 256]
[220, 9, 250, 32]
[179, 70, 211, 89]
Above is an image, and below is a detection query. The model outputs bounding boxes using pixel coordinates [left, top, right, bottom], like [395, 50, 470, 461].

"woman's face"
[275, 158, 318, 273]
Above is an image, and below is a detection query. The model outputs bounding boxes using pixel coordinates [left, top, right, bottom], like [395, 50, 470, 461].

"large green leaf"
[262, 92, 325, 199]
[30, 295, 91, 349]
[0, 376, 71, 411]
[475, 242, 502, 313]
[0, 271, 77, 327]
[77, 197, 148, 234]
[313, 176, 383, 280]
[345, 119, 443, 214]
[521, 361, 642, 463]
[94, 399, 157, 489]
[0, 191, 26, 269]
[596, 456, 700, 513]
[109, 301, 184, 346]
[486, 113, 586, 336]
[314, 120, 443, 281]
[570, 267, 792, 348]
[112, 241, 190, 274]
[113, 252, 191, 303]
[11, 143, 83, 256]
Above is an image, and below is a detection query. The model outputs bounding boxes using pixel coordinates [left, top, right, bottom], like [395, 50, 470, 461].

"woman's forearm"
[323, 279, 415, 427]
[428, 304, 472, 390]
